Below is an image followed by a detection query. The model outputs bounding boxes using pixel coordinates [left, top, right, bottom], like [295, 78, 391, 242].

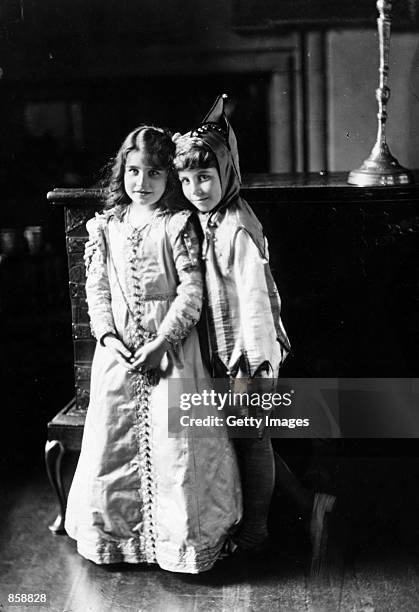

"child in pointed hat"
[174, 95, 292, 553]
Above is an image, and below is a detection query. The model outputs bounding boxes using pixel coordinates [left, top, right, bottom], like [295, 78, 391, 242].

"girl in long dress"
[65, 125, 242, 573]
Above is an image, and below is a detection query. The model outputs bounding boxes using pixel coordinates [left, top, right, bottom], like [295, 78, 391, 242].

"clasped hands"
[102, 334, 170, 373]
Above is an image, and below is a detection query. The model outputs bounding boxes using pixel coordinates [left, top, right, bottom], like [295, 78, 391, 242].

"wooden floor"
[1, 455, 419, 612]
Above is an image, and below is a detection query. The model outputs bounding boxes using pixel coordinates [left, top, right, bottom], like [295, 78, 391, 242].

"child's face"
[178, 167, 222, 213]
[124, 150, 168, 208]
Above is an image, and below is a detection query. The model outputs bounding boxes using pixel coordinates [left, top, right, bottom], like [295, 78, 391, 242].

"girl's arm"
[84, 216, 116, 344]
[157, 213, 203, 345]
[85, 217, 133, 368]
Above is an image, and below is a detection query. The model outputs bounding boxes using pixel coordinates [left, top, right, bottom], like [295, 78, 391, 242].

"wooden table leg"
[45, 439, 66, 535]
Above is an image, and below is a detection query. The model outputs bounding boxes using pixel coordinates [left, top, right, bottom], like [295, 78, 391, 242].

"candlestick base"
[348, 143, 414, 186]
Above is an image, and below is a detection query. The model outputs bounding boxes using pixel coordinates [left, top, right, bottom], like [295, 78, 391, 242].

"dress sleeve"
[232, 228, 290, 377]
[84, 215, 116, 343]
[157, 213, 203, 345]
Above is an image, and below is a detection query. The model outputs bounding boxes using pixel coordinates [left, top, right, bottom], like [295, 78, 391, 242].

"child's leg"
[233, 433, 275, 550]
[274, 451, 314, 518]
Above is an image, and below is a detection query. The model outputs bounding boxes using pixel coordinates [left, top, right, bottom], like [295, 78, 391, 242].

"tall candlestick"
[348, 0, 414, 186]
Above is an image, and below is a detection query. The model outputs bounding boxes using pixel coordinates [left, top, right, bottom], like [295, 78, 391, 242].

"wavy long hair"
[104, 125, 184, 217]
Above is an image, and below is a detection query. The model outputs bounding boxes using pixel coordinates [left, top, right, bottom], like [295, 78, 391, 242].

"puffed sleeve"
[232, 228, 290, 377]
[157, 212, 203, 345]
[84, 215, 116, 343]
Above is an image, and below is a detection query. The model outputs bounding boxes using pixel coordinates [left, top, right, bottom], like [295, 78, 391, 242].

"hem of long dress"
[69, 533, 225, 574]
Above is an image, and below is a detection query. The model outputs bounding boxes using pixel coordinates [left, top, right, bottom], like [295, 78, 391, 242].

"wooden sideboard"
[45, 172, 419, 532]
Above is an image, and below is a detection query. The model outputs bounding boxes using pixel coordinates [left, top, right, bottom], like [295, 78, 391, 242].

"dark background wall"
[1, 0, 419, 475]
[1, 0, 419, 233]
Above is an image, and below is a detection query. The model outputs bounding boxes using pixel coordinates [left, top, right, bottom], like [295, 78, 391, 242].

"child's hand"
[130, 337, 171, 373]
[103, 334, 134, 369]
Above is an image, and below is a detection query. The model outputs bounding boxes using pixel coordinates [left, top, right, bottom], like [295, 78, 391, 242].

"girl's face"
[178, 167, 222, 213]
[124, 150, 168, 208]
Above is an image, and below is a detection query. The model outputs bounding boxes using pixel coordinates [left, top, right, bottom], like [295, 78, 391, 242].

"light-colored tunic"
[199, 199, 290, 378]
[65, 206, 242, 573]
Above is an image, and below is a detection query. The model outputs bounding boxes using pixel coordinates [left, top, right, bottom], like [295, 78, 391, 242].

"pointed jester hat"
[176, 94, 242, 184]
[198, 93, 241, 182]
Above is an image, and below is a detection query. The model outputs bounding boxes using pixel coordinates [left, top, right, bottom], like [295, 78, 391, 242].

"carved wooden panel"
[65, 205, 96, 412]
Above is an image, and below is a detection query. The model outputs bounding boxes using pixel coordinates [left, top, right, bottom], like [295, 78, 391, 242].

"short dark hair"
[174, 141, 218, 172]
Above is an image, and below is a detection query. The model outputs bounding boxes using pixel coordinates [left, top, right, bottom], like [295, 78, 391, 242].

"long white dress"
[65, 206, 242, 573]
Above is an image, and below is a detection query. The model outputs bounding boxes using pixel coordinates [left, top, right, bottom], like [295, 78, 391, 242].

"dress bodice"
[84, 207, 203, 350]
